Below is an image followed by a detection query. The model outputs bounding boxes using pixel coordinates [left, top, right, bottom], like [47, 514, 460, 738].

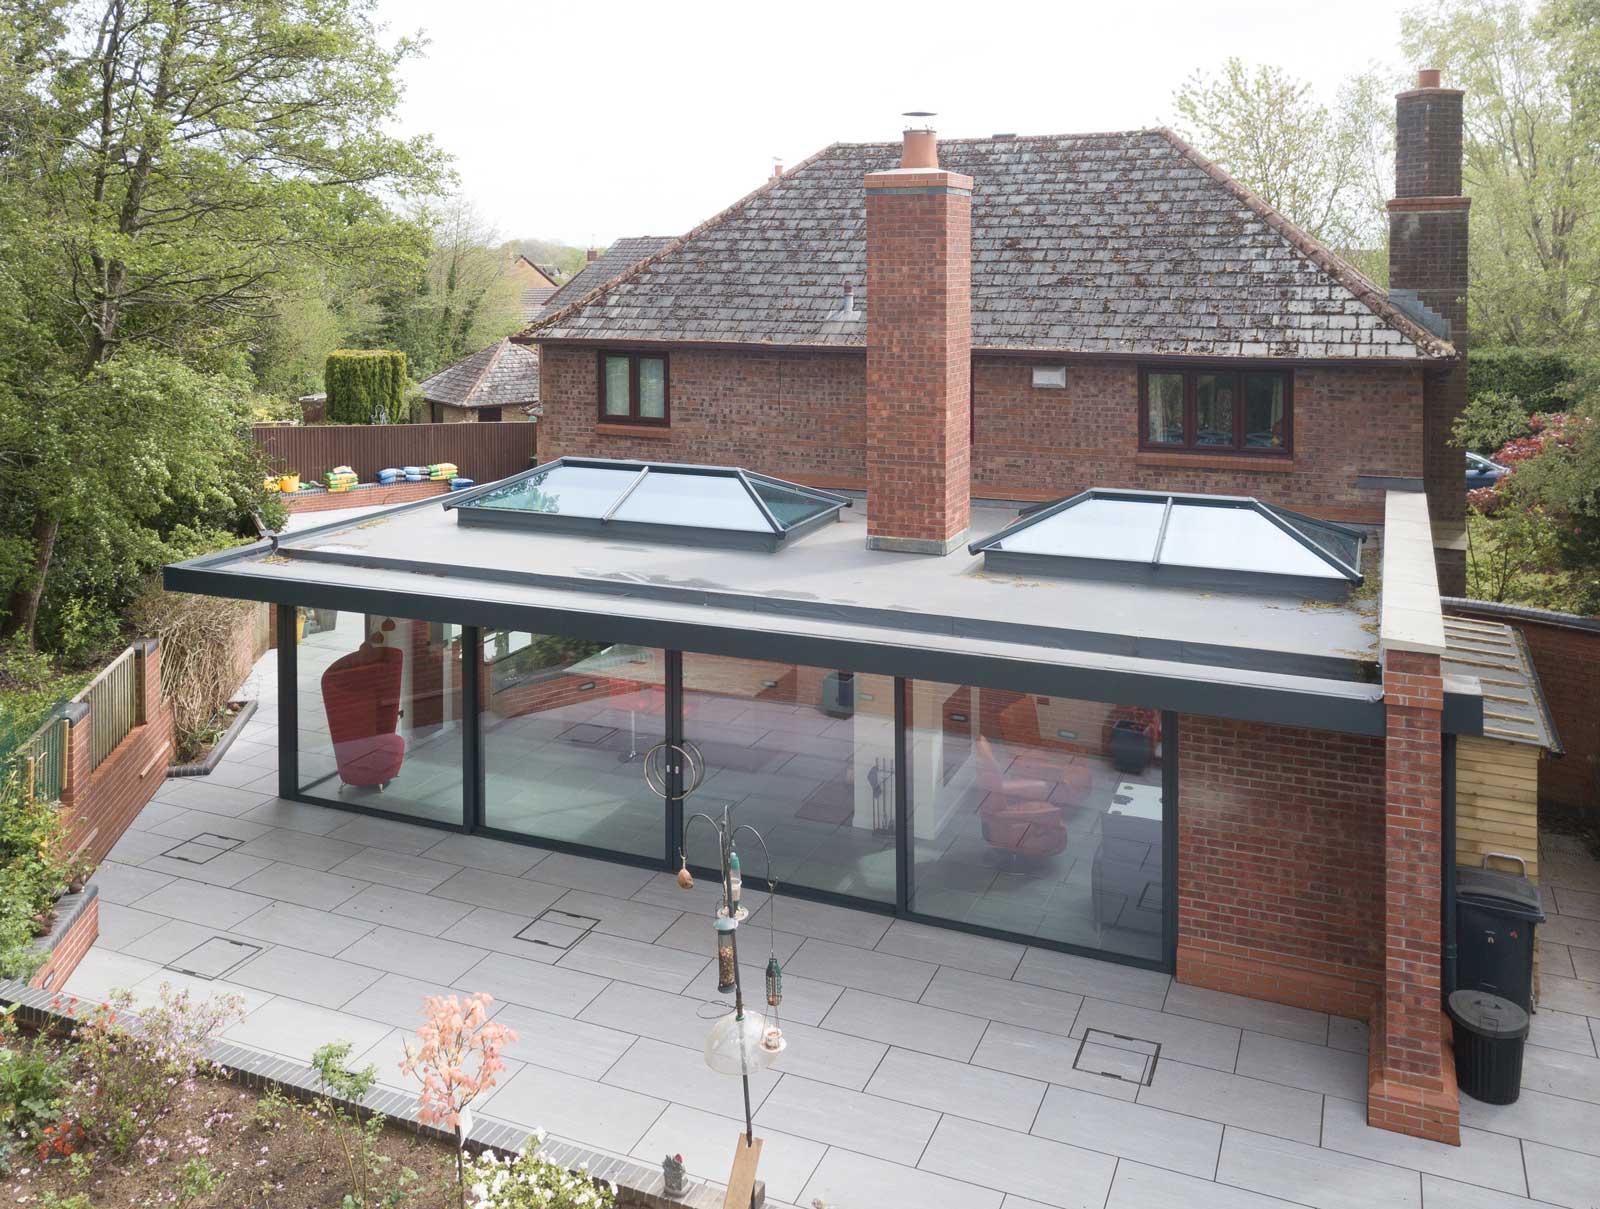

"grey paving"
[81, 680, 1600, 1209]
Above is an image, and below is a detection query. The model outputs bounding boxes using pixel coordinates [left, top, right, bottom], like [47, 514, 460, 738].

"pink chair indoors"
[321, 641, 406, 789]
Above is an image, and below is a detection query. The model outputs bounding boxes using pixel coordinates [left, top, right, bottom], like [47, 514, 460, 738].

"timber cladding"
[251, 422, 537, 486]
[1454, 736, 1539, 878]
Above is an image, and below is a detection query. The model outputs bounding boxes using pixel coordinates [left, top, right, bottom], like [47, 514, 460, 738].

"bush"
[0, 765, 69, 980]
[1454, 390, 1536, 455]
[325, 350, 407, 425]
[130, 584, 254, 763]
[0, 1004, 70, 1176]
[463, 1139, 616, 1209]
[1468, 347, 1595, 414]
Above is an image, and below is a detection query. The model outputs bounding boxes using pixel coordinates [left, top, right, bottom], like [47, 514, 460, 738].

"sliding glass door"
[478, 629, 668, 858]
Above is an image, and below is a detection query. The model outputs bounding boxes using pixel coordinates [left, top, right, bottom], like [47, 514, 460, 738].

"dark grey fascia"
[162, 556, 1386, 736]
[978, 549, 1354, 602]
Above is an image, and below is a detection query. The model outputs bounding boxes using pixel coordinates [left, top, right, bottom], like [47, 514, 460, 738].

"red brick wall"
[29, 896, 99, 993]
[1445, 604, 1600, 823]
[280, 480, 448, 514]
[1175, 714, 1386, 1018]
[537, 346, 1422, 525]
[864, 167, 972, 546]
[60, 643, 174, 867]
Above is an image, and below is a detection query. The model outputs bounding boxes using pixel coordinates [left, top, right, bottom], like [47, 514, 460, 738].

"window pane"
[639, 357, 666, 419]
[296, 608, 464, 824]
[603, 355, 631, 417]
[908, 683, 1166, 961]
[681, 654, 897, 903]
[1195, 373, 1235, 447]
[1244, 373, 1287, 449]
[481, 633, 665, 859]
[1145, 373, 1184, 445]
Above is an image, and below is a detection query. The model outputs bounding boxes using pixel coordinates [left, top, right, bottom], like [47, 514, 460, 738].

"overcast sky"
[374, 0, 1412, 248]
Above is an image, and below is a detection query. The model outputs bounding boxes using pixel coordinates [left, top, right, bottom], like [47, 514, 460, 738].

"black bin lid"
[1447, 990, 1530, 1039]
[1456, 866, 1546, 923]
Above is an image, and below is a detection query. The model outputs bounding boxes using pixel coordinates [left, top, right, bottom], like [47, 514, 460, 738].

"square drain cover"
[160, 833, 243, 864]
[167, 937, 261, 980]
[557, 723, 618, 746]
[1073, 1028, 1160, 1086]
[516, 909, 599, 950]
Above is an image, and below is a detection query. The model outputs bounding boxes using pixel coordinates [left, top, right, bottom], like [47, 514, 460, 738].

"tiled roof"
[533, 237, 674, 321]
[417, 338, 540, 408]
[526, 131, 1453, 360]
[1441, 616, 1561, 751]
[519, 285, 556, 321]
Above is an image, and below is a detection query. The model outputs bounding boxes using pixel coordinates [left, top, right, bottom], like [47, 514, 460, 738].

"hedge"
[324, 349, 407, 424]
[1468, 347, 1596, 414]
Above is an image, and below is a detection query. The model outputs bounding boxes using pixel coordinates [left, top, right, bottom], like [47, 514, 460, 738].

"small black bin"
[1447, 990, 1529, 1105]
[1456, 862, 1545, 1010]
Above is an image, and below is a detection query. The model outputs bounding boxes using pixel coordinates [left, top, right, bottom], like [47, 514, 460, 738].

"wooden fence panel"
[252, 422, 538, 485]
[76, 647, 138, 774]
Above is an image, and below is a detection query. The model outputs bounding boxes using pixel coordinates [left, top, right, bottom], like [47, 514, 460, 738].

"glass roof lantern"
[445, 458, 851, 552]
[969, 488, 1364, 599]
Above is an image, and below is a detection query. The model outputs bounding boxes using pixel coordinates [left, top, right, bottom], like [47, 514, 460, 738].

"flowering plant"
[400, 992, 518, 1206]
[464, 1136, 615, 1209]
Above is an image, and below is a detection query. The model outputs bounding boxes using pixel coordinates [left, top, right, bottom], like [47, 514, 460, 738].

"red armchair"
[322, 643, 406, 789]
[975, 735, 1070, 859]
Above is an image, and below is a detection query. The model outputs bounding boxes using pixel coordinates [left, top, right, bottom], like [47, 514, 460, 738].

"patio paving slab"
[632, 1104, 826, 1206]
[334, 883, 474, 936]
[1518, 1043, 1600, 1104]
[820, 986, 987, 1060]
[128, 878, 273, 929]
[802, 1146, 1002, 1209]
[1031, 1082, 1223, 1179]
[90, 860, 175, 905]
[785, 937, 936, 1001]
[918, 1115, 1119, 1209]
[1519, 1141, 1600, 1209]
[1457, 1084, 1600, 1157]
[338, 925, 487, 984]
[223, 997, 390, 1065]
[431, 866, 567, 915]
[232, 899, 375, 956]
[233, 862, 368, 911]
[228, 945, 383, 1009]
[875, 918, 1026, 978]
[232, 829, 366, 871]
[1137, 1059, 1324, 1145]
[1320, 1094, 1526, 1195]
[421, 832, 549, 876]
[1161, 982, 1331, 1045]
[328, 846, 458, 893]
[1071, 997, 1242, 1073]
[482, 1063, 668, 1155]
[970, 1019, 1140, 1102]
[1526, 1006, 1598, 1057]
[755, 1074, 939, 1167]
[1107, 1160, 1307, 1208]
[605, 1036, 779, 1117]
[1419, 1175, 1566, 1209]
[1216, 1127, 1422, 1209]
[556, 932, 710, 993]
[324, 815, 444, 855]
[1013, 946, 1171, 1010]
[1236, 1031, 1369, 1100]
[493, 1001, 637, 1080]
[866, 1046, 1046, 1131]
[919, 964, 1084, 1037]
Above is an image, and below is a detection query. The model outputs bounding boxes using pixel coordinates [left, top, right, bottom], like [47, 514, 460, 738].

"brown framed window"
[597, 350, 670, 426]
[1138, 367, 1292, 455]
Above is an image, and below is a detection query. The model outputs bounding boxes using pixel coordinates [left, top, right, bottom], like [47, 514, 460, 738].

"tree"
[1171, 58, 1393, 279]
[0, 0, 448, 645]
[509, 237, 589, 281]
[1403, 0, 1600, 345]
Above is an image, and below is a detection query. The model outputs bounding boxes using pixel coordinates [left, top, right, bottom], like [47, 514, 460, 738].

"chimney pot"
[1417, 67, 1442, 89]
[772, 163, 783, 179]
[901, 127, 938, 170]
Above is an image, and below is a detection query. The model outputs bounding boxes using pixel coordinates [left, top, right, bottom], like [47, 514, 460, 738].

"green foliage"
[1172, 58, 1392, 279]
[0, 763, 69, 981]
[463, 1141, 617, 1208]
[508, 238, 590, 282]
[171, 1156, 223, 1207]
[311, 1042, 417, 1209]
[1454, 390, 1538, 454]
[1468, 347, 1594, 413]
[1404, 1, 1600, 346]
[0, 1004, 70, 1176]
[325, 350, 408, 424]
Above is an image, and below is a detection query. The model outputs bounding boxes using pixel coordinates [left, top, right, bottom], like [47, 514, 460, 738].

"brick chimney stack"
[1389, 68, 1469, 595]
[863, 124, 973, 554]
[586, 247, 600, 263]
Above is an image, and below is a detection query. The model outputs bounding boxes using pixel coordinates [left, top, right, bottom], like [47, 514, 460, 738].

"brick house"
[509, 253, 563, 321]
[522, 78, 1470, 590]
[169, 72, 1517, 1147]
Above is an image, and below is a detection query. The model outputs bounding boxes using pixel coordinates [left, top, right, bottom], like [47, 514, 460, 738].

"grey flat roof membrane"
[446, 458, 850, 551]
[970, 488, 1363, 599]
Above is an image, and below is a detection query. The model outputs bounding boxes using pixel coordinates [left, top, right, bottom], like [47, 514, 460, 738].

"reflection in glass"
[1195, 373, 1234, 446]
[748, 477, 839, 529]
[907, 683, 1164, 960]
[481, 631, 666, 858]
[604, 355, 631, 416]
[1146, 372, 1184, 444]
[681, 654, 896, 902]
[639, 357, 666, 418]
[1244, 373, 1286, 448]
[296, 609, 465, 824]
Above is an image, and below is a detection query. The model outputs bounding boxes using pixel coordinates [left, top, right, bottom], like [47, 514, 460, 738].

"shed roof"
[1441, 616, 1561, 751]
[417, 338, 540, 409]
[524, 130, 1453, 361]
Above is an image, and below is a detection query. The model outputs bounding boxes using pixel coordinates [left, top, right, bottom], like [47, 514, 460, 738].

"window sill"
[594, 423, 672, 439]
[1135, 451, 1294, 473]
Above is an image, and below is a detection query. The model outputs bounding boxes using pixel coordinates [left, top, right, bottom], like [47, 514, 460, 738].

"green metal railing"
[76, 646, 143, 774]
[14, 714, 68, 804]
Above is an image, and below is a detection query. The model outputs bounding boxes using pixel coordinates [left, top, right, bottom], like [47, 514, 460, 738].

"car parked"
[1466, 451, 1508, 490]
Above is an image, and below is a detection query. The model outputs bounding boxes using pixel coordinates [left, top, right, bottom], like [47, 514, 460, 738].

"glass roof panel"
[749, 478, 838, 530]
[998, 497, 1166, 559]
[611, 472, 769, 531]
[472, 463, 641, 516]
[1265, 506, 1362, 570]
[1160, 504, 1342, 579]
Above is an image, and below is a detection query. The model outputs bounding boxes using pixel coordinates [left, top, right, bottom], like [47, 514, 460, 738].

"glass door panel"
[294, 608, 465, 824]
[679, 653, 896, 902]
[480, 630, 667, 858]
[907, 682, 1166, 961]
